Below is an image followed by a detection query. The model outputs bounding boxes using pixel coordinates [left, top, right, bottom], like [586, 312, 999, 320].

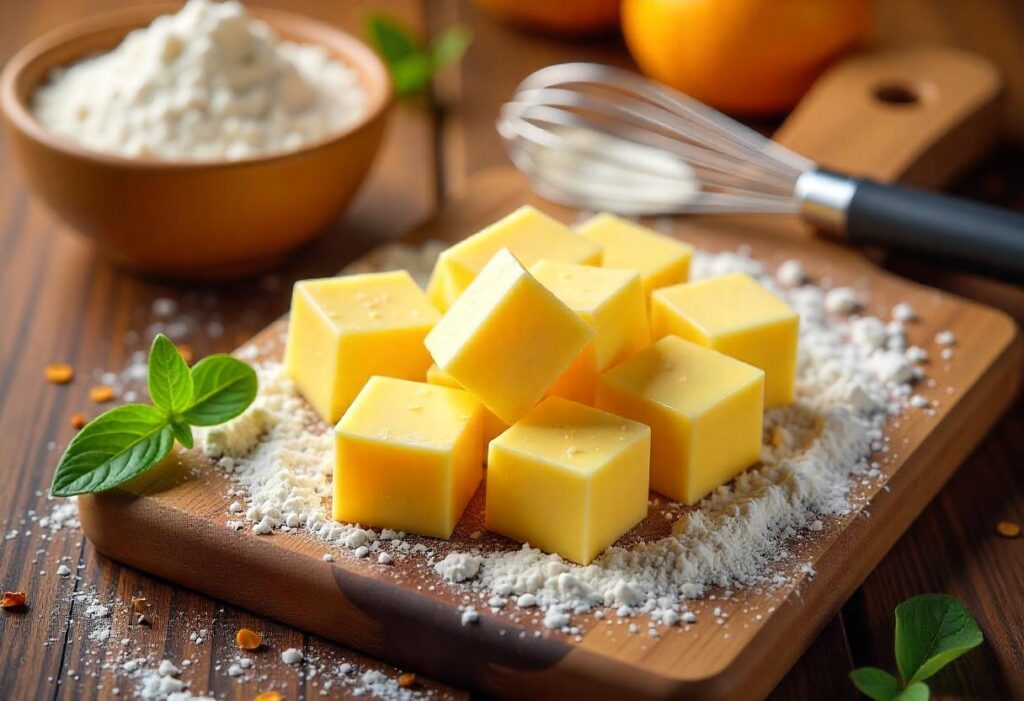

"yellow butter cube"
[651, 272, 798, 407]
[334, 376, 483, 538]
[596, 336, 763, 505]
[426, 206, 602, 311]
[546, 340, 599, 405]
[284, 271, 440, 424]
[576, 213, 693, 299]
[426, 363, 508, 444]
[486, 396, 650, 565]
[425, 248, 594, 425]
[530, 260, 650, 371]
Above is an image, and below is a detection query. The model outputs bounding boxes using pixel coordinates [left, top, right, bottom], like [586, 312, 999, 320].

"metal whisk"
[499, 63, 1024, 278]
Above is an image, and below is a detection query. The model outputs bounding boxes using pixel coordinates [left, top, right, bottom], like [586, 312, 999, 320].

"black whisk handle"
[846, 179, 1024, 280]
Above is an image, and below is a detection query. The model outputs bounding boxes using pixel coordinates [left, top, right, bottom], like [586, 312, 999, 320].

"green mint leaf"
[170, 421, 194, 450]
[51, 404, 174, 496]
[895, 594, 984, 685]
[367, 13, 420, 64]
[849, 668, 901, 701]
[391, 53, 434, 95]
[147, 334, 193, 416]
[367, 13, 470, 96]
[431, 25, 471, 69]
[894, 683, 930, 701]
[181, 355, 257, 426]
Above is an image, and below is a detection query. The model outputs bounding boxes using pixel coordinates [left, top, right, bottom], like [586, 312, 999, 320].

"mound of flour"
[33, 0, 366, 161]
[202, 245, 930, 628]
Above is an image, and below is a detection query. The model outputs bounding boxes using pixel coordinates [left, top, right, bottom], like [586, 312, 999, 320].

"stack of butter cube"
[284, 206, 798, 565]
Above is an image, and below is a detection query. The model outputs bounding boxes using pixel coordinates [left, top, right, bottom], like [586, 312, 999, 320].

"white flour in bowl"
[32, 0, 367, 161]
[199, 242, 944, 633]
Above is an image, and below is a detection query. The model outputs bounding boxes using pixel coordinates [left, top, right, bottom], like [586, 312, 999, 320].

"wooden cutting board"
[78, 48, 1022, 701]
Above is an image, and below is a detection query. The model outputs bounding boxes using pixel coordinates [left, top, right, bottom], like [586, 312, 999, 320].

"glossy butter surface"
[284, 271, 439, 424]
[486, 396, 650, 565]
[425, 249, 593, 425]
[531, 260, 650, 372]
[597, 336, 764, 505]
[426, 205, 602, 310]
[576, 213, 693, 300]
[651, 272, 798, 407]
[334, 376, 483, 538]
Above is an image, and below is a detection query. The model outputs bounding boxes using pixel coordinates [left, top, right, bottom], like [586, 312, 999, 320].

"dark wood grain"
[1, 1, 1022, 700]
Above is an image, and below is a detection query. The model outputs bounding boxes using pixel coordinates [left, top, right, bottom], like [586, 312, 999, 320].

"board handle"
[775, 46, 1003, 187]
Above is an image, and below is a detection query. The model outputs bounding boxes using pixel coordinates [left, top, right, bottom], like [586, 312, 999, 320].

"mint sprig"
[367, 13, 471, 96]
[50, 334, 257, 497]
[851, 594, 983, 700]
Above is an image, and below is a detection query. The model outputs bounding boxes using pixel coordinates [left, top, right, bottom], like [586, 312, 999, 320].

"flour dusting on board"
[200, 240, 939, 632]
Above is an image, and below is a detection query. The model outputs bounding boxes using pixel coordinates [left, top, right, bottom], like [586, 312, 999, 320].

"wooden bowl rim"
[0, 2, 392, 171]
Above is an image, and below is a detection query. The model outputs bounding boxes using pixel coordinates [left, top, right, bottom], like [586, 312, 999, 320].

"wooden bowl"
[0, 4, 391, 279]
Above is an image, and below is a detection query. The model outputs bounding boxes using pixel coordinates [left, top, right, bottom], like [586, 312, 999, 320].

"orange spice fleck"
[254, 692, 282, 701]
[70, 413, 88, 430]
[236, 627, 263, 651]
[176, 344, 194, 364]
[996, 521, 1021, 538]
[1, 591, 27, 610]
[89, 385, 116, 403]
[398, 672, 417, 688]
[45, 363, 74, 384]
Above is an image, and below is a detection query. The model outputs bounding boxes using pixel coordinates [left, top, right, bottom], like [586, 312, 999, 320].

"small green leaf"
[894, 683, 930, 701]
[431, 25, 471, 68]
[51, 404, 174, 496]
[170, 421, 194, 450]
[850, 667, 901, 701]
[367, 13, 420, 64]
[147, 334, 193, 416]
[181, 355, 257, 426]
[367, 12, 471, 96]
[391, 53, 435, 95]
[895, 594, 984, 685]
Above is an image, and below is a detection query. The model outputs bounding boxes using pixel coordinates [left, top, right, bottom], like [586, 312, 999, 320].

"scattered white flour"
[823, 286, 862, 314]
[32, 0, 367, 161]
[280, 648, 303, 664]
[202, 243, 940, 632]
[892, 302, 917, 322]
[775, 259, 805, 287]
[434, 553, 482, 583]
[39, 497, 80, 531]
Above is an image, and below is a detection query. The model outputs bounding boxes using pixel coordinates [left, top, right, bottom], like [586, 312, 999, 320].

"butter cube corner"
[284, 271, 440, 424]
[486, 396, 650, 565]
[576, 213, 693, 298]
[425, 248, 593, 425]
[531, 260, 650, 372]
[334, 376, 483, 539]
[426, 205, 602, 311]
[597, 336, 763, 505]
[651, 272, 798, 407]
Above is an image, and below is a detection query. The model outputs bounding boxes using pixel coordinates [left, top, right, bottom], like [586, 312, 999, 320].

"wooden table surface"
[1, 2, 1021, 700]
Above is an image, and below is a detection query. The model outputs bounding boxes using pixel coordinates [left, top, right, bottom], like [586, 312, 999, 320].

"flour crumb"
[824, 286, 861, 313]
[776, 259, 806, 287]
[280, 648, 303, 665]
[892, 302, 916, 322]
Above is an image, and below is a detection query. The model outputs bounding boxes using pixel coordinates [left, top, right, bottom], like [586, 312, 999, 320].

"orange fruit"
[472, 0, 621, 36]
[622, 0, 870, 115]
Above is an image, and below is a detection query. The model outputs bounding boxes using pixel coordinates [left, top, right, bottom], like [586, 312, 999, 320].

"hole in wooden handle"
[873, 83, 923, 106]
